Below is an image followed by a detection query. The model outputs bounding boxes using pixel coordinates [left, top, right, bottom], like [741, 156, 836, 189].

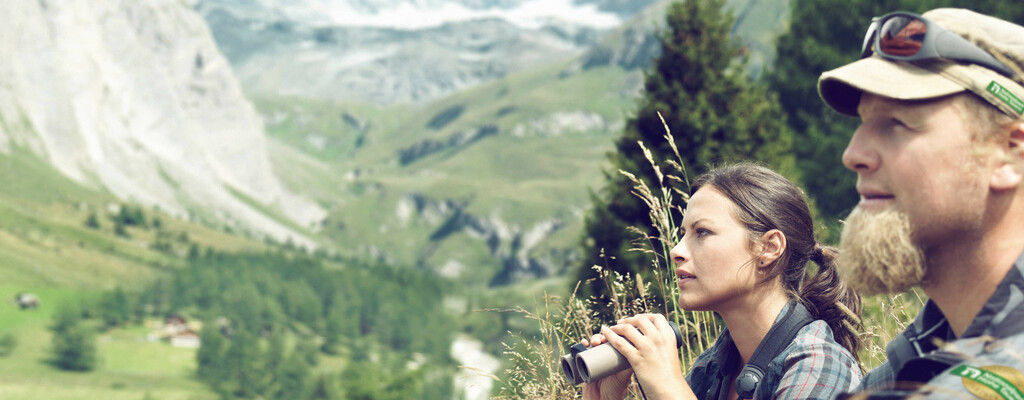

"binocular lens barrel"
[561, 354, 583, 385]
[575, 341, 631, 383]
[561, 321, 682, 385]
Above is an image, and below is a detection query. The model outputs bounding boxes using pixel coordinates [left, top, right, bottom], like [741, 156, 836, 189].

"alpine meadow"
[1, 0, 1021, 399]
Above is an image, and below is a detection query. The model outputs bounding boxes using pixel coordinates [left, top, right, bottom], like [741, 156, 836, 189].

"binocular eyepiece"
[561, 321, 683, 385]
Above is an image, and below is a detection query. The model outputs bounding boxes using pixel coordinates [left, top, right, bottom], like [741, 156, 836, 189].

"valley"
[0, 0, 792, 398]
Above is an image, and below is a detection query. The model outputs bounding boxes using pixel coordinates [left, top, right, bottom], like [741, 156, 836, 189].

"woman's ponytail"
[799, 243, 864, 365]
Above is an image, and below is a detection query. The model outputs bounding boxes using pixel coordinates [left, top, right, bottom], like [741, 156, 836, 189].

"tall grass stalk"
[493, 113, 924, 398]
[495, 114, 722, 398]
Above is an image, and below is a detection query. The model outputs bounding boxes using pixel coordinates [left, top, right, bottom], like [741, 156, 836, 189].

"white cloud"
[309, 0, 621, 30]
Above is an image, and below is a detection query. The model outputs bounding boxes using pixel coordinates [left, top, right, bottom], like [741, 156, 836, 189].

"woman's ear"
[758, 229, 786, 268]
[991, 122, 1024, 191]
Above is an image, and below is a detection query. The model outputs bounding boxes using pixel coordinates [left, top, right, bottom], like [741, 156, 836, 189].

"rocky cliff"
[0, 0, 324, 246]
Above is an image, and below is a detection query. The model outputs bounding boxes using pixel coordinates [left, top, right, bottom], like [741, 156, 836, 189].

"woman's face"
[671, 187, 762, 312]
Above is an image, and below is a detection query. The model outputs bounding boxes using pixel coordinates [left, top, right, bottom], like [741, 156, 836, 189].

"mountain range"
[0, 3, 795, 399]
[193, 0, 662, 103]
[212, 0, 791, 286]
[0, 0, 790, 287]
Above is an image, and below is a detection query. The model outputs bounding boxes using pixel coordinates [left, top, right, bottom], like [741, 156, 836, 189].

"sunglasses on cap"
[860, 11, 1016, 78]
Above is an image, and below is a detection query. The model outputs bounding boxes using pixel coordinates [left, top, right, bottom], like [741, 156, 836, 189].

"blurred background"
[0, 0, 1019, 399]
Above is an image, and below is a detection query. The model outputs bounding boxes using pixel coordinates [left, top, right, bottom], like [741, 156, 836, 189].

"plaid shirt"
[846, 250, 1024, 399]
[686, 303, 862, 400]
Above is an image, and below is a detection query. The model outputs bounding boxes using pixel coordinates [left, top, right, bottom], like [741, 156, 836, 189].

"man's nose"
[842, 125, 880, 174]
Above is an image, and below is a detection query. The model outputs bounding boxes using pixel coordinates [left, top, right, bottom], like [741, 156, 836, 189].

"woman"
[582, 163, 862, 400]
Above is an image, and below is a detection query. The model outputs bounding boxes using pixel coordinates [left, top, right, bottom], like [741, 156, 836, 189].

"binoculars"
[561, 321, 683, 385]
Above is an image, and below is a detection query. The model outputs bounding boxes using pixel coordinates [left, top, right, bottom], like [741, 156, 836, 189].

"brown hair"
[691, 163, 863, 360]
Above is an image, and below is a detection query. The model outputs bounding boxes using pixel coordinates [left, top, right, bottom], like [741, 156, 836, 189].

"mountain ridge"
[0, 0, 323, 248]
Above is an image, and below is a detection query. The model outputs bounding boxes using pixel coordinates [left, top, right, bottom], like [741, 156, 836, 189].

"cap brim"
[818, 56, 966, 116]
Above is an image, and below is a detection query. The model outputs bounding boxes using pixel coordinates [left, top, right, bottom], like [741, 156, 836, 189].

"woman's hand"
[599, 314, 696, 400]
[580, 331, 633, 400]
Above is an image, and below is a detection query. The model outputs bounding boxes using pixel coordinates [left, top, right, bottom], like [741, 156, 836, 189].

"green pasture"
[0, 287, 215, 400]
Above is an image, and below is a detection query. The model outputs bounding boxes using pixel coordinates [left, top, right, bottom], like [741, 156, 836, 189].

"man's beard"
[837, 207, 926, 296]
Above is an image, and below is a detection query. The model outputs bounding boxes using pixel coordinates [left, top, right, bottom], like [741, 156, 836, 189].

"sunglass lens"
[878, 15, 926, 57]
[860, 21, 877, 58]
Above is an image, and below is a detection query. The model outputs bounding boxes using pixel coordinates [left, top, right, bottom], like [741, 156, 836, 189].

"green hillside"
[258, 62, 637, 287]
[0, 1, 795, 398]
[0, 150, 271, 399]
[255, 0, 791, 289]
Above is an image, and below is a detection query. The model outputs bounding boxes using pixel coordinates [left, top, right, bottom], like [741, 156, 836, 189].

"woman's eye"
[696, 228, 711, 237]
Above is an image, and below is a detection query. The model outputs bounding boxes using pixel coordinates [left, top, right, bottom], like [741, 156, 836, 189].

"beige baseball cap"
[818, 8, 1024, 119]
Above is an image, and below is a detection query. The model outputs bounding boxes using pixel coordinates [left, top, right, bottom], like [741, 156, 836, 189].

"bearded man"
[818, 7, 1024, 398]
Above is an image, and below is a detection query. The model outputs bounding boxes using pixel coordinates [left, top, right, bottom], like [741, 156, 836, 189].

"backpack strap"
[735, 301, 815, 399]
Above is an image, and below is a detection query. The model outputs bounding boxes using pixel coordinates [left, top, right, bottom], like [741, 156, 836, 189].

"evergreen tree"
[768, 0, 1024, 225]
[321, 302, 344, 355]
[577, 0, 793, 305]
[99, 287, 132, 328]
[114, 220, 129, 238]
[0, 332, 18, 357]
[50, 303, 96, 372]
[52, 324, 97, 371]
[116, 204, 146, 227]
[274, 351, 310, 400]
[84, 212, 100, 229]
[309, 373, 342, 400]
[196, 322, 227, 384]
[297, 338, 320, 367]
[52, 302, 83, 334]
[225, 329, 265, 398]
[266, 328, 286, 377]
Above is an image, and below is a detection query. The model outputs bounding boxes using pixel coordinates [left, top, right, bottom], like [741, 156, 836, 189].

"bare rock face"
[0, 0, 323, 246]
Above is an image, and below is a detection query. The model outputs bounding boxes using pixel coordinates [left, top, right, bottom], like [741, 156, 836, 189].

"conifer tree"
[274, 351, 310, 400]
[52, 324, 96, 371]
[99, 287, 132, 328]
[225, 329, 265, 398]
[50, 303, 96, 372]
[196, 322, 226, 384]
[322, 303, 344, 355]
[84, 212, 100, 229]
[577, 0, 794, 305]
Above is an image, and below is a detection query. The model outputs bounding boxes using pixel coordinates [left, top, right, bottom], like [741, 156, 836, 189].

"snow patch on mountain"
[307, 0, 620, 30]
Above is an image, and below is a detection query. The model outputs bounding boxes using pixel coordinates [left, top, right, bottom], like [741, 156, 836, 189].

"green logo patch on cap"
[987, 81, 1024, 115]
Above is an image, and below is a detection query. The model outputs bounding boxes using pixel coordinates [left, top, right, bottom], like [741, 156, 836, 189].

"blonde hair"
[953, 92, 1018, 144]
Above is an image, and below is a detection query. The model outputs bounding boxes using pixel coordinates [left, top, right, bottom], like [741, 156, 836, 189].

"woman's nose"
[669, 240, 688, 265]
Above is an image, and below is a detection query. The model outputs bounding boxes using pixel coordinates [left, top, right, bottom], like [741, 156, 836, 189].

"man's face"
[843, 93, 988, 246]
[837, 93, 990, 294]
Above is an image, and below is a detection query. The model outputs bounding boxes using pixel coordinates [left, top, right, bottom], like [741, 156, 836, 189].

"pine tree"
[266, 328, 285, 376]
[50, 303, 96, 372]
[321, 302, 344, 355]
[196, 322, 226, 384]
[576, 0, 794, 305]
[225, 329, 265, 398]
[768, 0, 1024, 226]
[52, 324, 97, 371]
[84, 212, 100, 229]
[99, 287, 132, 328]
[274, 351, 311, 400]
[309, 373, 342, 400]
